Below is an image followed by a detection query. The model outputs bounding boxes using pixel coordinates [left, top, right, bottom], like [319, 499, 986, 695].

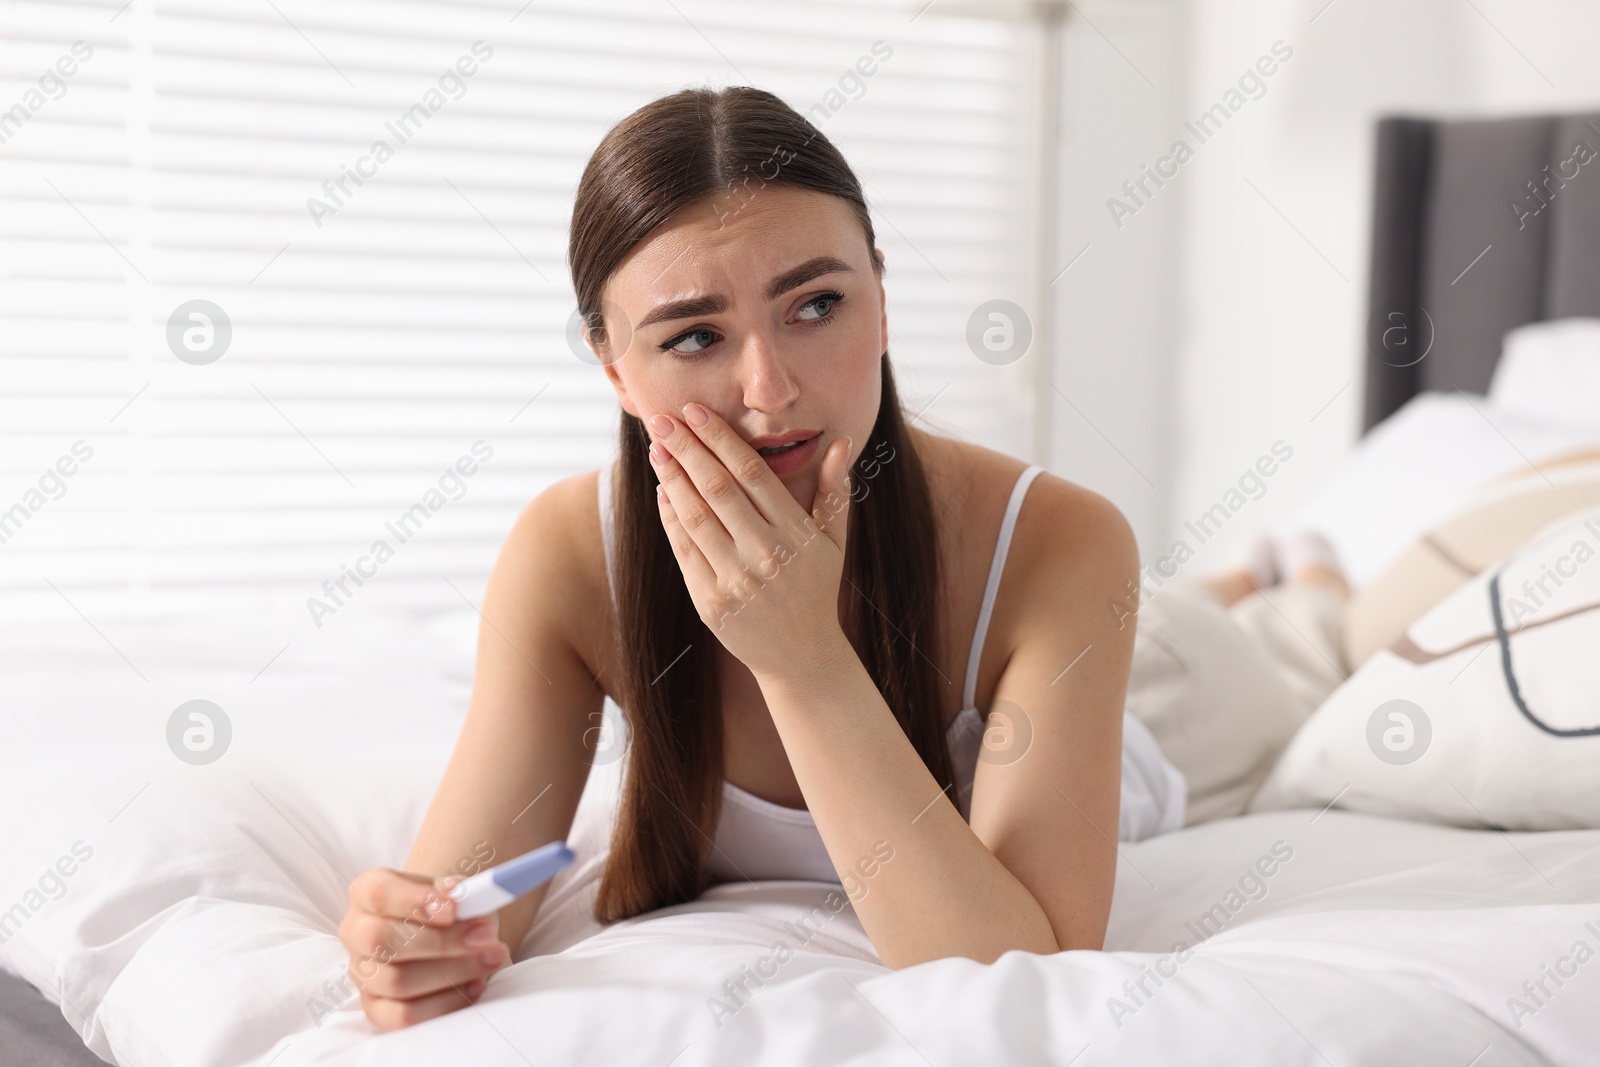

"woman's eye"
[660, 293, 842, 356]
[797, 292, 843, 321]
[662, 328, 717, 355]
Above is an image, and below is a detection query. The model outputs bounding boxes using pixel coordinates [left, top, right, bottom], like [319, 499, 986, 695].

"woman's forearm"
[751, 630, 1063, 970]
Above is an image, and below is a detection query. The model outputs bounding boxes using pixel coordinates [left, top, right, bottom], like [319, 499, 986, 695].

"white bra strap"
[962, 464, 1046, 710]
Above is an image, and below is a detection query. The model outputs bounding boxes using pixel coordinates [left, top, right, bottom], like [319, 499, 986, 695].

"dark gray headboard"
[1362, 110, 1600, 432]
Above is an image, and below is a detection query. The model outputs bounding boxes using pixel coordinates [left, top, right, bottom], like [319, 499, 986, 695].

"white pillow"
[1271, 391, 1600, 591]
[1489, 317, 1600, 428]
[0, 607, 473, 1053]
[1248, 503, 1600, 830]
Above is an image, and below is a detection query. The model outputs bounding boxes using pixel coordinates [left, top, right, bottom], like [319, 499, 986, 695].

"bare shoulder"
[490, 466, 612, 678]
[1017, 471, 1137, 570]
[502, 467, 605, 585]
[919, 430, 1138, 646]
[917, 429, 1134, 559]
[1006, 466, 1139, 644]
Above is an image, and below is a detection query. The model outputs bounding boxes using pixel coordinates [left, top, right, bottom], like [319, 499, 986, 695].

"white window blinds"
[1, 0, 1035, 624]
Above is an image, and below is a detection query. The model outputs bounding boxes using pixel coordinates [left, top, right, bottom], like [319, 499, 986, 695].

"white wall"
[1047, 0, 1600, 574]
[1167, 0, 1600, 567]
[1048, 0, 1188, 557]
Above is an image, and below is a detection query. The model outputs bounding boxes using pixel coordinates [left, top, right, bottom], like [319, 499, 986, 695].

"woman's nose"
[738, 333, 800, 412]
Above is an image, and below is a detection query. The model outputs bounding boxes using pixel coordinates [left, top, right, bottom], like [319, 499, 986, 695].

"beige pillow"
[1344, 453, 1600, 669]
[1123, 586, 1311, 825]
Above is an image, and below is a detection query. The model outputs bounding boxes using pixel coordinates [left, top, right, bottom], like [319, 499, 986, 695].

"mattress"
[2, 605, 1596, 1066]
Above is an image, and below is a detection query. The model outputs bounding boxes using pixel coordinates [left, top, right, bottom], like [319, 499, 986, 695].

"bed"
[1362, 110, 1600, 429]
[5, 111, 1600, 1066]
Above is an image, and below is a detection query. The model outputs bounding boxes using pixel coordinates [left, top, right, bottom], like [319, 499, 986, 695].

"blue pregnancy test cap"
[492, 840, 577, 896]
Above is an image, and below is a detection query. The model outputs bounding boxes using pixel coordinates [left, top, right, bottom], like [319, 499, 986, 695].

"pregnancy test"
[447, 840, 577, 920]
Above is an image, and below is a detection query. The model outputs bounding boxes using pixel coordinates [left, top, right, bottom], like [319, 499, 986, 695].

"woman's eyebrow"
[763, 255, 854, 300]
[635, 255, 854, 330]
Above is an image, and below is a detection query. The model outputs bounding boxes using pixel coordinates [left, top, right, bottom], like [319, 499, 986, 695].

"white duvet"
[2, 606, 1598, 1067]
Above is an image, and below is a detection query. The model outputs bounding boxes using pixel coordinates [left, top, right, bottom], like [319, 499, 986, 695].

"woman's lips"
[759, 432, 821, 475]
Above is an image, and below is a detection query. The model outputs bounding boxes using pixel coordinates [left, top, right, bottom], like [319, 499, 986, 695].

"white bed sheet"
[1, 607, 1597, 1067]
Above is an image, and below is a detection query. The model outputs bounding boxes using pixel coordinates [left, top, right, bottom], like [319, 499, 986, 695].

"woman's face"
[593, 184, 887, 511]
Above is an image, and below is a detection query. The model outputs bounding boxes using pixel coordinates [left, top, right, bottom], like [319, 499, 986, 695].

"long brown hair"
[569, 86, 950, 924]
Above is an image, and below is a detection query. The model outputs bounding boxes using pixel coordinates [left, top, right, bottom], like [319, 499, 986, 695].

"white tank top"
[596, 454, 1185, 885]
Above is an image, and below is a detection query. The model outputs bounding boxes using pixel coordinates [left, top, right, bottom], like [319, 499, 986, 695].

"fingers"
[342, 870, 509, 971]
[352, 944, 508, 1000]
[653, 478, 719, 593]
[667, 403, 795, 526]
[341, 909, 500, 964]
[648, 415, 739, 572]
[361, 977, 490, 1032]
[809, 436, 854, 550]
[343, 869, 513, 1031]
[648, 408, 769, 536]
[349, 867, 457, 928]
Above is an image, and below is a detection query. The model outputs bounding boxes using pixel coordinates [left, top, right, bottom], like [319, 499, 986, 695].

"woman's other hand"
[338, 867, 512, 1031]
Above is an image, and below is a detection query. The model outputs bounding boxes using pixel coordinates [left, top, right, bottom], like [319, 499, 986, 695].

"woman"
[336, 85, 1189, 1031]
